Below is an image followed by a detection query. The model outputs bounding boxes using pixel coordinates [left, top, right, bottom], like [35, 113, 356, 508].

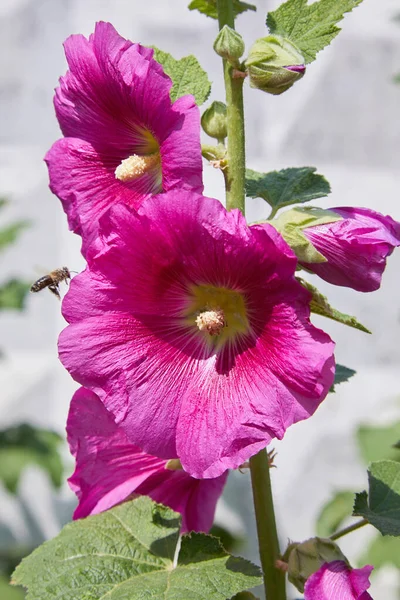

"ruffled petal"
[304, 561, 374, 600]
[302, 207, 400, 292]
[45, 138, 158, 250]
[66, 387, 227, 531]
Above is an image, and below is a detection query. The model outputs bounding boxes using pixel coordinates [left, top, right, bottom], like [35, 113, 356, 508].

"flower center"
[114, 153, 160, 182]
[184, 284, 250, 347]
[195, 308, 226, 336]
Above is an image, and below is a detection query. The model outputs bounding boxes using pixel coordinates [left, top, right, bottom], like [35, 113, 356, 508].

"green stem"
[330, 518, 368, 541]
[216, 0, 246, 213]
[250, 449, 286, 600]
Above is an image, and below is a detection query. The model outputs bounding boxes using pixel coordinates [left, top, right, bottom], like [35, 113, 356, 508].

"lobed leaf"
[0, 279, 31, 310]
[152, 48, 211, 105]
[0, 424, 63, 493]
[316, 491, 355, 537]
[298, 279, 371, 334]
[188, 0, 256, 20]
[266, 0, 363, 63]
[245, 167, 330, 212]
[12, 496, 262, 599]
[353, 460, 400, 536]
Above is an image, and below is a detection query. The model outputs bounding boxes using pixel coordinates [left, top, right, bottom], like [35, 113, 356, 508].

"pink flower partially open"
[67, 387, 227, 532]
[45, 22, 203, 252]
[59, 191, 335, 478]
[301, 207, 400, 292]
[304, 561, 373, 599]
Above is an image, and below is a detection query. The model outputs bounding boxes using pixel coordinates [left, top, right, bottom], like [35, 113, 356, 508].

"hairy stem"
[250, 449, 287, 600]
[216, 0, 246, 213]
[330, 518, 368, 541]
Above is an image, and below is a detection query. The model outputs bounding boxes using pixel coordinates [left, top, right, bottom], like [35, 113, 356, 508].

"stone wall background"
[0, 1, 399, 598]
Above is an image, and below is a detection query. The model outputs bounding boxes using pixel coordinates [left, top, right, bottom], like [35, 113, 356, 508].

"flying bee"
[30, 267, 71, 300]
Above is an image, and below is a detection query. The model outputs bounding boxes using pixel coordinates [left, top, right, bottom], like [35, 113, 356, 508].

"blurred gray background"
[0, 0, 399, 598]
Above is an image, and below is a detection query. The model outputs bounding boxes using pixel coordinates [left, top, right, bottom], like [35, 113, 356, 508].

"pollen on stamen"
[115, 153, 159, 182]
[196, 308, 226, 336]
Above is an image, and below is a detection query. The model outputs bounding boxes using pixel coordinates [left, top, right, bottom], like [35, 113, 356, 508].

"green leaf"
[298, 279, 371, 334]
[332, 364, 356, 389]
[0, 576, 25, 600]
[152, 48, 211, 105]
[353, 460, 400, 536]
[316, 491, 355, 537]
[357, 422, 400, 465]
[13, 496, 262, 600]
[0, 424, 63, 493]
[231, 593, 260, 600]
[0, 279, 31, 310]
[246, 167, 330, 213]
[0, 198, 8, 210]
[188, 0, 256, 20]
[360, 534, 400, 570]
[0, 220, 30, 252]
[266, 0, 363, 64]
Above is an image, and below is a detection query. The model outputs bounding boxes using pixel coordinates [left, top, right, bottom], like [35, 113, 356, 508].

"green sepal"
[266, 0, 364, 64]
[271, 207, 340, 264]
[245, 35, 305, 95]
[12, 496, 262, 600]
[152, 47, 211, 105]
[201, 101, 228, 141]
[286, 537, 348, 593]
[188, 0, 256, 20]
[214, 26, 245, 66]
[298, 278, 371, 333]
[353, 460, 400, 536]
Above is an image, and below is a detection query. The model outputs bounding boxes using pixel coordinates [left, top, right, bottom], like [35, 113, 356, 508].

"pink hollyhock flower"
[45, 21, 202, 251]
[67, 387, 227, 532]
[301, 207, 400, 292]
[59, 191, 335, 478]
[304, 561, 373, 599]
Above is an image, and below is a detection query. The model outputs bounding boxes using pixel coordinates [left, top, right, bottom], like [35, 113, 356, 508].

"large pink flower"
[304, 561, 373, 599]
[301, 207, 400, 292]
[59, 191, 335, 478]
[67, 387, 227, 533]
[45, 21, 203, 252]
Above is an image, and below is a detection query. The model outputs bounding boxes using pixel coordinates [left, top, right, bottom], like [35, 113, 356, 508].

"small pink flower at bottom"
[45, 22, 203, 253]
[301, 207, 400, 292]
[67, 387, 227, 533]
[304, 561, 373, 600]
[59, 191, 335, 479]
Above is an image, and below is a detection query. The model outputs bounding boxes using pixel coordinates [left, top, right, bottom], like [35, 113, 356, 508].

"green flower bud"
[287, 537, 348, 593]
[245, 35, 305, 95]
[214, 25, 245, 66]
[201, 101, 228, 141]
[270, 207, 342, 264]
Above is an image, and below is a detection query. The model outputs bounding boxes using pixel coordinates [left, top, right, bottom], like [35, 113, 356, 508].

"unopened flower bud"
[245, 35, 305, 95]
[201, 101, 228, 141]
[214, 25, 245, 66]
[287, 537, 348, 593]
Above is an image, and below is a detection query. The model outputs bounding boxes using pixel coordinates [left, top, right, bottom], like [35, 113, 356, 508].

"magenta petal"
[60, 192, 335, 478]
[48, 22, 203, 252]
[304, 561, 374, 600]
[45, 138, 155, 250]
[67, 387, 227, 531]
[302, 207, 400, 292]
